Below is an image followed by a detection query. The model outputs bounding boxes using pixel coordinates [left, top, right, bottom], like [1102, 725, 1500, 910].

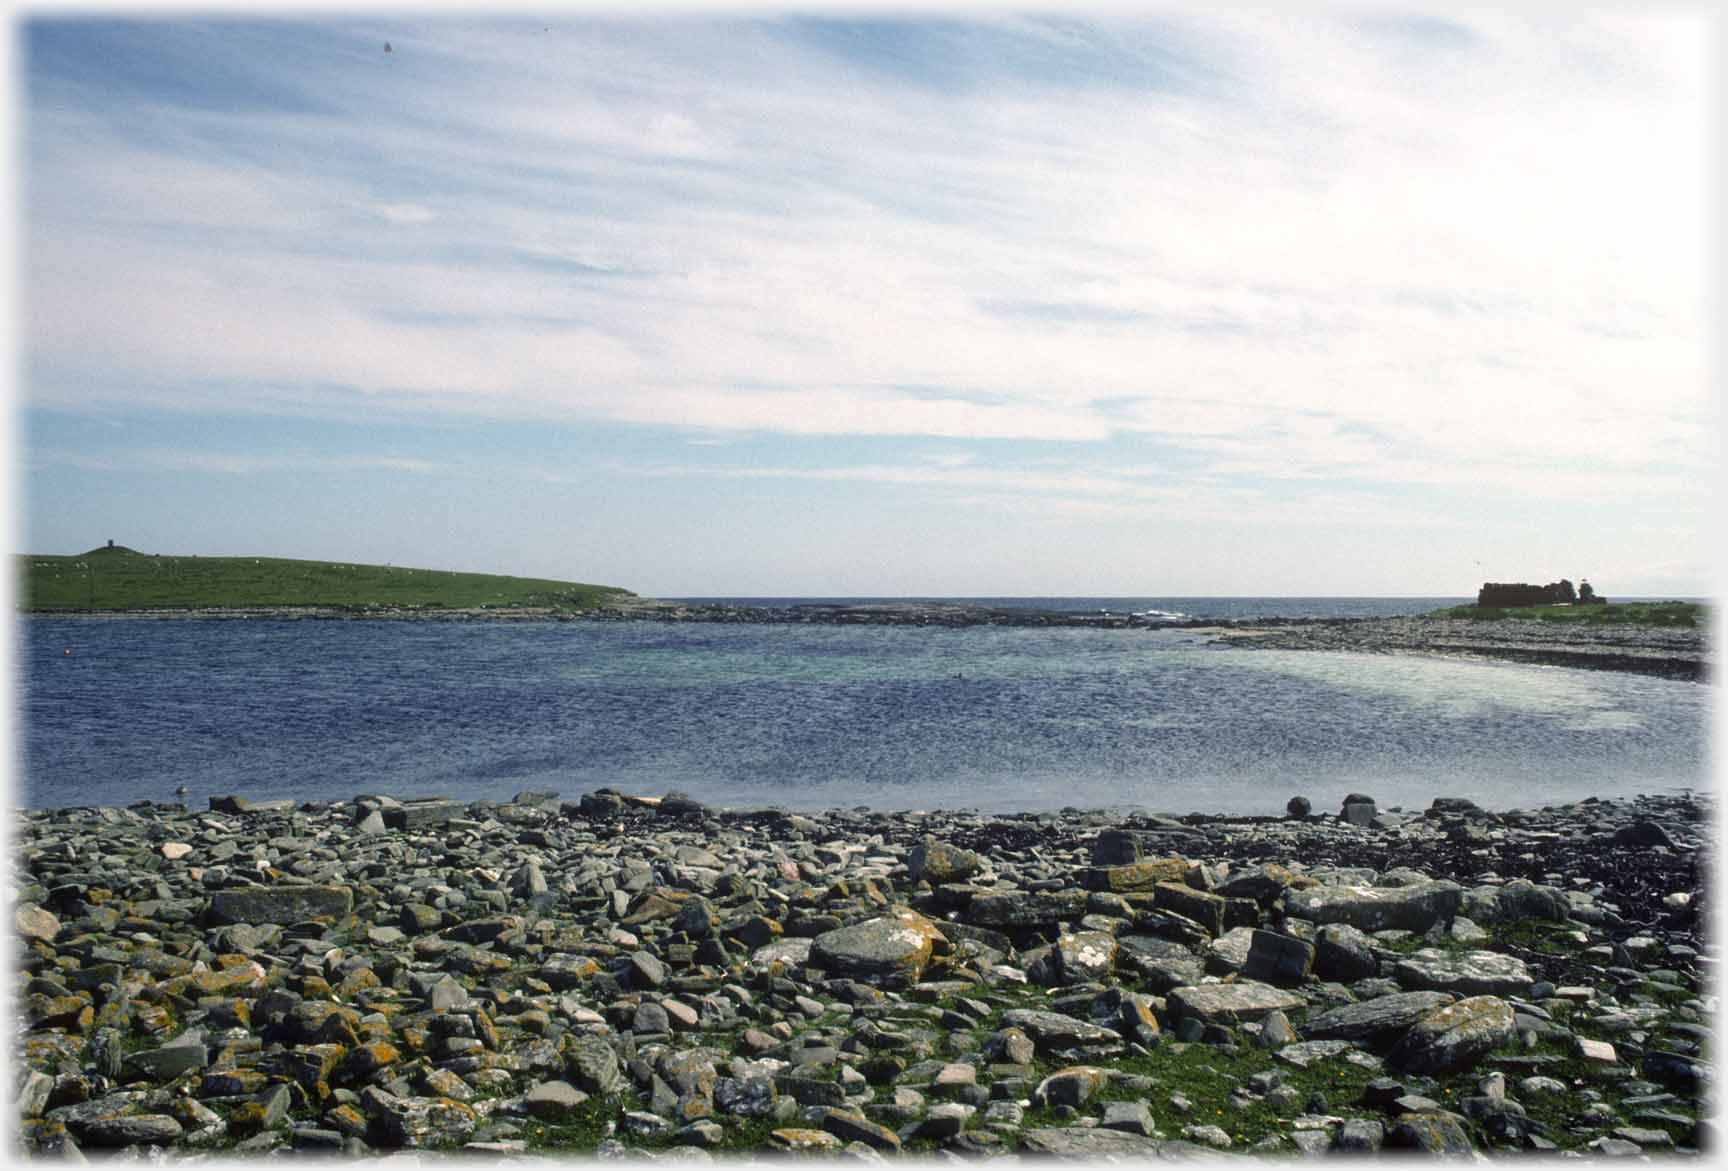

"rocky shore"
[15, 787, 1711, 1160]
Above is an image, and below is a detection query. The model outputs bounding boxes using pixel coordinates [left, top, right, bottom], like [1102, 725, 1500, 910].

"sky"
[11, 4, 1719, 597]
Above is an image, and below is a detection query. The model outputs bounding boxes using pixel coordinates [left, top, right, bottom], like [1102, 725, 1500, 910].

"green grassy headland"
[1425, 600, 1703, 627]
[16, 545, 634, 613]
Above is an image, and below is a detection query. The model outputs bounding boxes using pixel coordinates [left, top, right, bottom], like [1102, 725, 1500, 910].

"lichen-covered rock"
[810, 909, 946, 987]
[907, 837, 984, 885]
[1385, 1111, 1476, 1154]
[564, 1034, 628, 1097]
[361, 1088, 479, 1148]
[819, 1108, 901, 1152]
[768, 1128, 843, 1152]
[1034, 1066, 1112, 1108]
[16, 903, 61, 943]
[1393, 949, 1534, 998]
[1154, 881, 1225, 936]
[1117, 935, 1205, 991]
[1388, 996, 1516, 1076]
[1055, 930, 1117, 982]
[1082, 857, 1189, 892]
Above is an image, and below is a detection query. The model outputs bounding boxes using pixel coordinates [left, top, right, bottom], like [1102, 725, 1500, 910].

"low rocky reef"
[15, 789, 1710, 1160]
[1215, 616, 1708, 682]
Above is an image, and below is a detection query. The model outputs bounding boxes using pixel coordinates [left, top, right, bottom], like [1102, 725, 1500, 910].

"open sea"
[16, 597, 1709, 816]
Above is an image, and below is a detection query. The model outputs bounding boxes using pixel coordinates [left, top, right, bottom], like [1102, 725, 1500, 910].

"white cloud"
[22, 11, 1710, 508]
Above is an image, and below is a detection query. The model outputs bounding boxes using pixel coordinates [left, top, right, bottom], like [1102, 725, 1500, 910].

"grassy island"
[16, 545, 634, 613]
[1423, 600, 1702, 627]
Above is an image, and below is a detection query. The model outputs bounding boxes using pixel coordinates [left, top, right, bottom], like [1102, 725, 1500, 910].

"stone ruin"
[1476, 578, 1606, 607]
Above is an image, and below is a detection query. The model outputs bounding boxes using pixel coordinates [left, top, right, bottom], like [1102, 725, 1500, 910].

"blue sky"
[14, 7, 1715, 596]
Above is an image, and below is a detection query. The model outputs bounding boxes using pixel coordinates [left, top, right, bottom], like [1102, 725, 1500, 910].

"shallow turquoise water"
[18, 615, 1708, 814]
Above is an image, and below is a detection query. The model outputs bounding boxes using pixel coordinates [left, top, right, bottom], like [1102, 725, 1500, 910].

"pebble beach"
[13, 785, 1712, 1159]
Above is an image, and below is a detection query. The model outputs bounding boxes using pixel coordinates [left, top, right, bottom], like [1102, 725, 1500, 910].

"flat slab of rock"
[1285, 879, 1462, 933]
[750, 938, 813, 970]
[999, 1009, 1123, 1053]
[1275, 1040, 1361, 1069]
[1393, 949, 1534, 997]
[1168, 980, 1304, 1025]
[1021, 1127, 1168, 1158]
[1082, 858, 1189, 892]
[206, 885, 353, 926]
[969, 889, 1088, 927]
[1303, 991, 1457, 1043]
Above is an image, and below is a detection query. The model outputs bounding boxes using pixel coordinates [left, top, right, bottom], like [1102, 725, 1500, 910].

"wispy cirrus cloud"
[18, 11, 1711, 592]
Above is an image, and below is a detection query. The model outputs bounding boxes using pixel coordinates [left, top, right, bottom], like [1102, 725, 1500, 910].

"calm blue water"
[16, 604, 1708, 815]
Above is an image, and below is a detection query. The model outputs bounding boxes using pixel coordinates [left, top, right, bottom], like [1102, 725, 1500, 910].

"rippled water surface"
[18, 612, 1708, 814]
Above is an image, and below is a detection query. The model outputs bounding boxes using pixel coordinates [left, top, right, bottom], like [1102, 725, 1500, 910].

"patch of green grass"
[1486, 919, 1579, 957]
[520, 1096, 626, 1151]
[17, 545, 633, 613]
[1092, 1039, 1382, 1146]
[1425, 601, 1703, 627]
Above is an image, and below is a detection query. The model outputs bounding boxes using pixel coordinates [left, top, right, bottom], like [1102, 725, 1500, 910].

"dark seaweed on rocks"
[14, 788, 1711, 1159]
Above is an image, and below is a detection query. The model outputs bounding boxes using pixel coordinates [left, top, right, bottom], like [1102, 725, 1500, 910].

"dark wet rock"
[381, 799, 457, 830]
[657, 790, 707, 818]
[1314, 922, 1379, 983]
[122, 1040, 208, 1083]
[206, 885, 353, 926]
[969, 888, 1088, 927]
[1341, 796, 1378, 827]
[1332, 1118, 1385, 1152]
[1242, 929, 1315, 986]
